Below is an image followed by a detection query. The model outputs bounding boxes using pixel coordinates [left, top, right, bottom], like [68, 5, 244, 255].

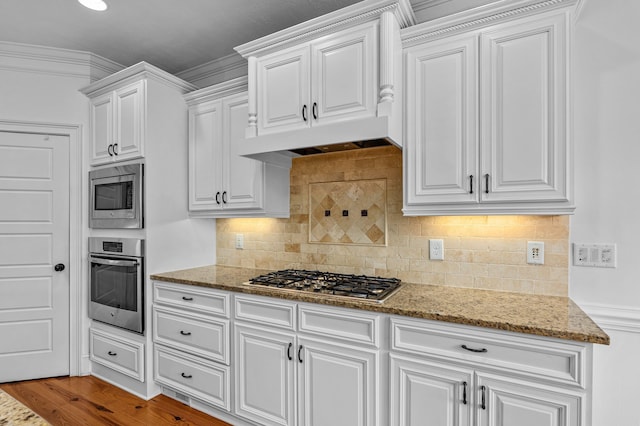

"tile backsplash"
[217, 146, 569, 296]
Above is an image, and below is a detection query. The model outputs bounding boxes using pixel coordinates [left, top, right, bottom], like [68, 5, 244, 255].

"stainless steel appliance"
[246, 270, 401, 303]
[89, 163, 143, 229]
[89, 237, 144, 333]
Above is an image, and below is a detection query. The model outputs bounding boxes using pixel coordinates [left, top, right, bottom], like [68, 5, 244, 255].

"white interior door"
[0, 131, 70, 382]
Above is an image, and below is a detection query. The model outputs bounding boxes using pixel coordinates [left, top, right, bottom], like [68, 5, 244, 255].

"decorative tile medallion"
[309, 179, 387, 246]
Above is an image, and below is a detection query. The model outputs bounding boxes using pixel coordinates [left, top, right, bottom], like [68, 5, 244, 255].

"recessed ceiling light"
[78, 0, 108, 11]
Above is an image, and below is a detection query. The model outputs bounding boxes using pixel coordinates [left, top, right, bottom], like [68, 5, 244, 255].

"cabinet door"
[234, 323, 296, 426]
[310, 22, 377, 127]
[257, 45, 311, 135]
[404, 34, 479, 206]
[222, 93, 264, 210]
[298, 337, 377, 426]
[113, 80, 145, 161]
[89, 92, 114, 165]
[480, 13, 569, 203]
[188, 99, 223, 211]
[390, 355, 472, 426]
[476, 373, 581, 426]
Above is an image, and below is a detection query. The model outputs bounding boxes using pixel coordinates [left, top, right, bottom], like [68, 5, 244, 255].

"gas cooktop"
[246, 269, 402, 303]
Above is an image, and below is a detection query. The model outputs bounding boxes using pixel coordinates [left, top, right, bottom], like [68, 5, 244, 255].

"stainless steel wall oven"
[89, 237, 144, 333]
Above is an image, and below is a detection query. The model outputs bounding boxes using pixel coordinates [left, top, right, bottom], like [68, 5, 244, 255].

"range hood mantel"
[234, 0, 414, 167]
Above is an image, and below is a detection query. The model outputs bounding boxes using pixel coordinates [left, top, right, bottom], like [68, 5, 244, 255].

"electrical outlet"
[429, 239, 444, 261]
[527, 241, 545, 265]
[235, 233, 244, 250]
[573, 243, 616, 268]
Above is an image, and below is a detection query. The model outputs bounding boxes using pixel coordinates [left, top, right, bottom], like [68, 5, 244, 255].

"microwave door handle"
[90, 257, 139, 267]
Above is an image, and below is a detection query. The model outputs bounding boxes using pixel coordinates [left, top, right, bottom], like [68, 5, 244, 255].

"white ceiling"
[0, 0, 369, 75]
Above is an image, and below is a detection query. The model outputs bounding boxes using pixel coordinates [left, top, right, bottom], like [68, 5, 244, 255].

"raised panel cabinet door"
[257, 45, 310, 135]
[222, 92, 264, 210]
[476, 373, 581, 426]
[390, 355, 472, 426]
[480, 13, 569, 203]
[310, 22, 377, 126]
[89, 92, 114, 165]
[234, 323, 296, 426]
[114, 80, 145, 160]
[188, 99, 223, 211]
[298, 337, 378, 426]
[404, 34, 479, 207]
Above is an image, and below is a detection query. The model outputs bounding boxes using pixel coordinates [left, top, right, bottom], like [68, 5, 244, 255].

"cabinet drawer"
[234, 295, 296, 330]
[154, 345, 230, 411]
[391, 318, 586, 387]
[153, 281, 229, 317]
[90, 328, 144, 382]
[153, 306, 229, 364]
[298, 304, 380, 348]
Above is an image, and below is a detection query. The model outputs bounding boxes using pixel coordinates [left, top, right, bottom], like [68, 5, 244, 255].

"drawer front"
[90, 328, 144, 382]
[155, 345, 230, 410]
[391, 318, 586, 387]
[298, 304, 380, 348]
[153, 306, 229, 364]
[153, 281, 229, 317]
[234, 295, 296, 330]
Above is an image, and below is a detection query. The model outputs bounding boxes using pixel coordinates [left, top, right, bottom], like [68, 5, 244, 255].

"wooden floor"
[0, 376, 231, 425]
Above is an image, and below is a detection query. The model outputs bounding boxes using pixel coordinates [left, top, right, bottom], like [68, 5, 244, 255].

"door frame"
[0, 119, 83, 376]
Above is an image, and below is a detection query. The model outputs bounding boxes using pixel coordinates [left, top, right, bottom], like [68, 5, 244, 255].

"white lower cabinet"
[152, 282, 231, 412]
[150, 284, 593, 426]
[390, 317, 588, 426]
[233, 295, 382, 426]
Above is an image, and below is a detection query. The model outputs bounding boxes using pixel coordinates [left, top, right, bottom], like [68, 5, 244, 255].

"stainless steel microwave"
[89, 163, 143, 229]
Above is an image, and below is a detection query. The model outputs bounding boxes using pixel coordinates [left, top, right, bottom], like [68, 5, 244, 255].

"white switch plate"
[527, 241, 545, 265]
[235, 233, 244, 250]
[429, 239, 444, 260]
[573, 243, 616, 268]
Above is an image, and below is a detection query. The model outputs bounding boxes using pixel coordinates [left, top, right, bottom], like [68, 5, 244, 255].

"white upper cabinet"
[235, 0, 415, 166]
[82, 62, 196, 167]
[402, 2, 578, 215]
[185, 77, 290, 218]
[257, 23, 377, 135]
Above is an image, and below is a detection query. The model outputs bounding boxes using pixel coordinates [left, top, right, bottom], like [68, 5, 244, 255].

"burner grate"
[247, 270, 401, 303]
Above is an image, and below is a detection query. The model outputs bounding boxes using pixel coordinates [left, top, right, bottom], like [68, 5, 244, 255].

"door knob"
[54, 263, 65, 272]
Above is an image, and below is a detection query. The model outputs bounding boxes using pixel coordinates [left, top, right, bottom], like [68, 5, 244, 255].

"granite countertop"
[150, 265, 610, 345]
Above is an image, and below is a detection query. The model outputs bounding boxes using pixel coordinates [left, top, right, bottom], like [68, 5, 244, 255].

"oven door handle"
[90, 256, 139, 267]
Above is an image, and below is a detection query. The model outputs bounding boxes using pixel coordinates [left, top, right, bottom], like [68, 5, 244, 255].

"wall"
[217, 146, 570, 296]
[571, 0, 640, 424]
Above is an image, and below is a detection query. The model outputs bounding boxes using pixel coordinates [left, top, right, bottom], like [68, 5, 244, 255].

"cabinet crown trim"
[80, 61, 197, 97]
[183, 76, 248, 106]
[235, 0, 415, 58]
[401, 0, 580, 46]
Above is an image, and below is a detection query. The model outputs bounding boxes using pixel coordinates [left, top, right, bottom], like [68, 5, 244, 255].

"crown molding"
[80, 61, 197, 97]
[176, 52, 247, 89]
[0, 41, 123, 81]
[183, 76, 248, 106]
[235, 0, 416, 58]
[402, 0, 580, 46]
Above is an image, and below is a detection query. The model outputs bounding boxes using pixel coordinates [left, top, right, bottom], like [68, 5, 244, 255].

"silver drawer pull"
[180, 330, 192, 336]
[181, 372, 192, 379]
[461, 344, 487, 353]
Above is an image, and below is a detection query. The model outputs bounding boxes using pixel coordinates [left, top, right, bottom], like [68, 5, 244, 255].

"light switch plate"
[573, 243, 616, 268]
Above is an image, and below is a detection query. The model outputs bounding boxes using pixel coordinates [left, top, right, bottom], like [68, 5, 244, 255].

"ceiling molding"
[0, 41, 123, 81]
[183, 76, 248, 106]
[176, 53, 247, 89]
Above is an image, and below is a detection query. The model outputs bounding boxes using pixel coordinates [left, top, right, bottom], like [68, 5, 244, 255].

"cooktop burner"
[246, 269, 402, 303]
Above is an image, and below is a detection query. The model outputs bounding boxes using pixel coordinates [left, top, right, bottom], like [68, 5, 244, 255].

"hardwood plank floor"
[0, 376, 231, 426]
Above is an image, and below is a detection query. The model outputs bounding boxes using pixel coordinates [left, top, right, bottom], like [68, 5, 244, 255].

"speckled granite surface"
[0, 389, 50, 425]
[151, 265, 610, 345]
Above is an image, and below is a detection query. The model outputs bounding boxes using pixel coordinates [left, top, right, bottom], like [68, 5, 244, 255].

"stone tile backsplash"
[217, 146, 569, 296]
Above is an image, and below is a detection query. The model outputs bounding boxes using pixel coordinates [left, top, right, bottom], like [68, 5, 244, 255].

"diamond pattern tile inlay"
[309, 179, 387, 246]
